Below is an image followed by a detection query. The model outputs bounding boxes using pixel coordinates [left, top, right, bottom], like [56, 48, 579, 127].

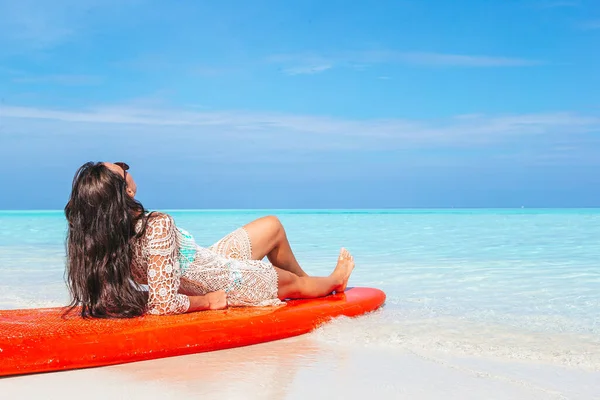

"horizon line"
[1, 207, 599, 213]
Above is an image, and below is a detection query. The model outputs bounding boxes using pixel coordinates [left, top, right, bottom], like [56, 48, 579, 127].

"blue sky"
[0, 0, 599, 209]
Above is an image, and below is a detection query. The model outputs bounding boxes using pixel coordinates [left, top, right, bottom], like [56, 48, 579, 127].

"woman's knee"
[263, 215, 281, 226]
[262, 215, 284, 236]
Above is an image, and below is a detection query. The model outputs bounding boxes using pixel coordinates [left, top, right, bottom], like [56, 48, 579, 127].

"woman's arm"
[188, 290, 227, 312]
[144, 213, 226, 315]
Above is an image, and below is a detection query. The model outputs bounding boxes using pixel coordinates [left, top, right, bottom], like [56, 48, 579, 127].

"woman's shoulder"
[144, 212, 176, 235]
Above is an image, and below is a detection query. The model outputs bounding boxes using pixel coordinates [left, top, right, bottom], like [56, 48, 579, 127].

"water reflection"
[111, 336, 331, 399]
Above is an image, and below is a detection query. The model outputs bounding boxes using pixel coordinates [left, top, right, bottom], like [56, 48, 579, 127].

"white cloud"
[269, 50, 542, 75]
[269, 53, 334, 75]
[1, 104, 598, 153]
[283, 64, 332, 75]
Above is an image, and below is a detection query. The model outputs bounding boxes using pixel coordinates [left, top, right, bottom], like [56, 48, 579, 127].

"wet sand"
[2, 335, 599, 400]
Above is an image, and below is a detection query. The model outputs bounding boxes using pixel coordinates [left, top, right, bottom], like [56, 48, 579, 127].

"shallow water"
[1, 209, 599, 371]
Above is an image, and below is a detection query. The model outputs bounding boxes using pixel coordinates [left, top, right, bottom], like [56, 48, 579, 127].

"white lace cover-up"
[130, 213, 283, 315]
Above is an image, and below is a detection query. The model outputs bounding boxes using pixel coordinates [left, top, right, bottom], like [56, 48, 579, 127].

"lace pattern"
[130, 214, 190, 315]
[209, 228, 253, 260]
[131, 213, 282, 315]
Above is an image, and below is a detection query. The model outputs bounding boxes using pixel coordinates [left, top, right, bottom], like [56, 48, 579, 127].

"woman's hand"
[204, 290, 228, 310]
[188, 290, 228, 312]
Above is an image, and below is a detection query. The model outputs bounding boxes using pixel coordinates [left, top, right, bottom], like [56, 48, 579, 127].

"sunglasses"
[114, 162, 130, 184]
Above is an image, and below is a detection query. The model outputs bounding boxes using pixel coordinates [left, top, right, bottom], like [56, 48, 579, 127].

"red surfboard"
[0, 287, 385, 377]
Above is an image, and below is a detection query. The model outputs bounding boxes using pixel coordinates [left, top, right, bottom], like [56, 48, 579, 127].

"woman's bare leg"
[243, 215, 309, 277]
[276, 248, 355, 300]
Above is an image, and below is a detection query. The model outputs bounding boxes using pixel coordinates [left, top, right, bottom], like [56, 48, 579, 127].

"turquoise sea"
[1, 209, 599, 372]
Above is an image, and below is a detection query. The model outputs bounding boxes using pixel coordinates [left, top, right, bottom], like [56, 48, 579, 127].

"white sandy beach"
[2, 333, 599, 400]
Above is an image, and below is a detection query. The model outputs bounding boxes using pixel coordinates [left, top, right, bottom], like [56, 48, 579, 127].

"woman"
[64, 161, 355, 318]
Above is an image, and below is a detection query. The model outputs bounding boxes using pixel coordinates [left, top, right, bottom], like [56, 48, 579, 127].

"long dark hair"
[64, 162, 150, 318]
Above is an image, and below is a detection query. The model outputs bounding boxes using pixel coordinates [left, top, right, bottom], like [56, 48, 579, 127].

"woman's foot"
[332, 248, 355, 292]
